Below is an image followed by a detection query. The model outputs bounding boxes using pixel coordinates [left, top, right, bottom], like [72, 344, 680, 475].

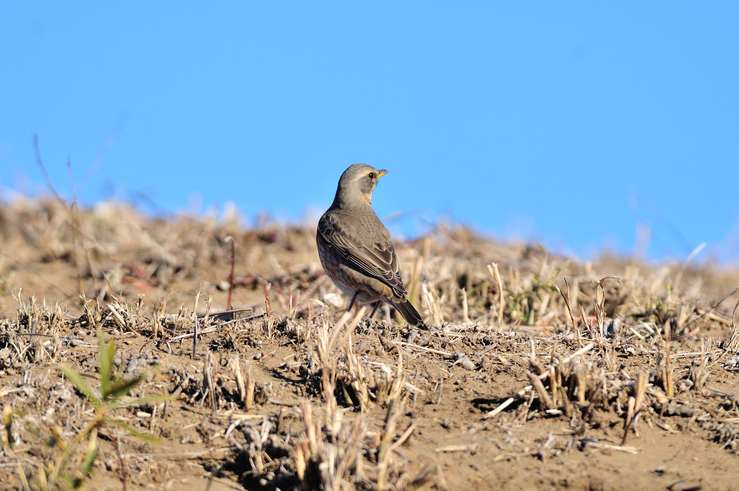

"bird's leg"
[369, 301, 381, 319]
[347, 291, 360, 312]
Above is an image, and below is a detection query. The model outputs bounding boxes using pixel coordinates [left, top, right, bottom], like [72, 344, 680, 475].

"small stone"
[455, 353, 476, 370]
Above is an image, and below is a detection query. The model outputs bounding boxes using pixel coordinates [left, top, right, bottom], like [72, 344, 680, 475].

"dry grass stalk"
[192, 291, 201, 359]
[245, 366, 256, 412]
[378, 354, 405, 490]
[224, 235, 236, 310]
[32, 136, 95, 299]
[461, 287, 469, 323]
[421, 283, 444, 327]
[294, 382, 371, 489]
[528, 371, 553, 410]
[622, 371, 648, 445]
[484, 343, 595, 419]
[555, 278, 581, 345]
[203, 352, 217, 411]
[229, 355, 256, 411]
[487, 263, 505, 325]
[2, 405, 14, 450]
[263, 282, 273, 318]
[344, 334, 371, 411]
[575, 368, 588, 406]
[113, 435, 129, 491]
[549, 365, 560, 407]
[434, 444, 478, 453]
[661, 321, 675, 399]
[406, 255, 424, 315]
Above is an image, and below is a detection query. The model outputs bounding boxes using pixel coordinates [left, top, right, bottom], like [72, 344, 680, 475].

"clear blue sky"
[1, 2, 738, 263]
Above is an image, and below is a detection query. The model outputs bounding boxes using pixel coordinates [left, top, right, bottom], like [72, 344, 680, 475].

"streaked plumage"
[317, 164, 425, 327]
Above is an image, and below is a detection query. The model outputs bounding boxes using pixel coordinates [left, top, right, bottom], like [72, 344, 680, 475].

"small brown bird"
[317, 164, 426, 327]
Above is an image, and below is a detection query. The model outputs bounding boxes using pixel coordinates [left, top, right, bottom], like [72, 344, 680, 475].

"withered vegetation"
[0, 198, 737, 490]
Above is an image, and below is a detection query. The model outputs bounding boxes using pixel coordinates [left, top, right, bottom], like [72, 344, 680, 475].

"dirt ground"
[0, 199, 737, 490]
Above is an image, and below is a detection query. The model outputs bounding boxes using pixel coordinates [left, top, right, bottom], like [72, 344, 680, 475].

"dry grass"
[0, 197, 737, 490]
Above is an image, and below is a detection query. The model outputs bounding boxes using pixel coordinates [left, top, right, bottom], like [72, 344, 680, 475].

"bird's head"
[332, 163, 388, 208]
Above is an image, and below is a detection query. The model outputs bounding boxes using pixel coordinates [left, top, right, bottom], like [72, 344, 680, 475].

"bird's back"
[317, 204, 406, 297]
[324, 205, 389, 245]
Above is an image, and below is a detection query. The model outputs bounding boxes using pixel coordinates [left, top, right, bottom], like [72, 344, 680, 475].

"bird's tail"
[393, 299, 427, 329]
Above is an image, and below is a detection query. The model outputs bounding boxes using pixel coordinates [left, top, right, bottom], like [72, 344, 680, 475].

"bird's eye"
[368, 172, 376, 179]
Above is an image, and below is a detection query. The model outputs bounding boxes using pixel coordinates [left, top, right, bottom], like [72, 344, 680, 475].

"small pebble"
[455, 352, 476, 370]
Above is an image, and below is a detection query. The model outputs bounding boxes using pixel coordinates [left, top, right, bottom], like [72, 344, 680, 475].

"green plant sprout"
[25, 331, 172, 490]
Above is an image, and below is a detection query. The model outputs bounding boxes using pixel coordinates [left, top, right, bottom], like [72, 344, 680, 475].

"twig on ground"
[225, 236, 236, 310]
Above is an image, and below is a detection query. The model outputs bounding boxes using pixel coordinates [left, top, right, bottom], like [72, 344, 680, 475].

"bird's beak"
[377, 169, 388, 178]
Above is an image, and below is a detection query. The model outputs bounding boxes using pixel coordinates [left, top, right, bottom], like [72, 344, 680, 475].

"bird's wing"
[318, 212, 407, 298]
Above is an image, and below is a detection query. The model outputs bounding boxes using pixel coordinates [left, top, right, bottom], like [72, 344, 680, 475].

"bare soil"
[0, 199, 737, 490]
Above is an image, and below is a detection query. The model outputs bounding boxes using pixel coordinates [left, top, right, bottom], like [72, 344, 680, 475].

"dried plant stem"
[407, 256, 424, 311]
[230, 356, 246, 409]
[33, 136, 97, 298]
[622, 371, 648, 445]
[192, 291, 201, 359]
[114, 435, 129, 491]
[421, 283, 444, 326]
[225, 236, 236, 310]
[245, 366, 256, 412]
[487, 263, 504, 325]
[167, 312, 265, 343]
[662, 322, 674, 398]
[484, 343, 594, 419]
[556, 278, 581, 345]
[263, 282, 273, 318]
[528, 371, 553, 409]
[461, 288, 469, 322]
